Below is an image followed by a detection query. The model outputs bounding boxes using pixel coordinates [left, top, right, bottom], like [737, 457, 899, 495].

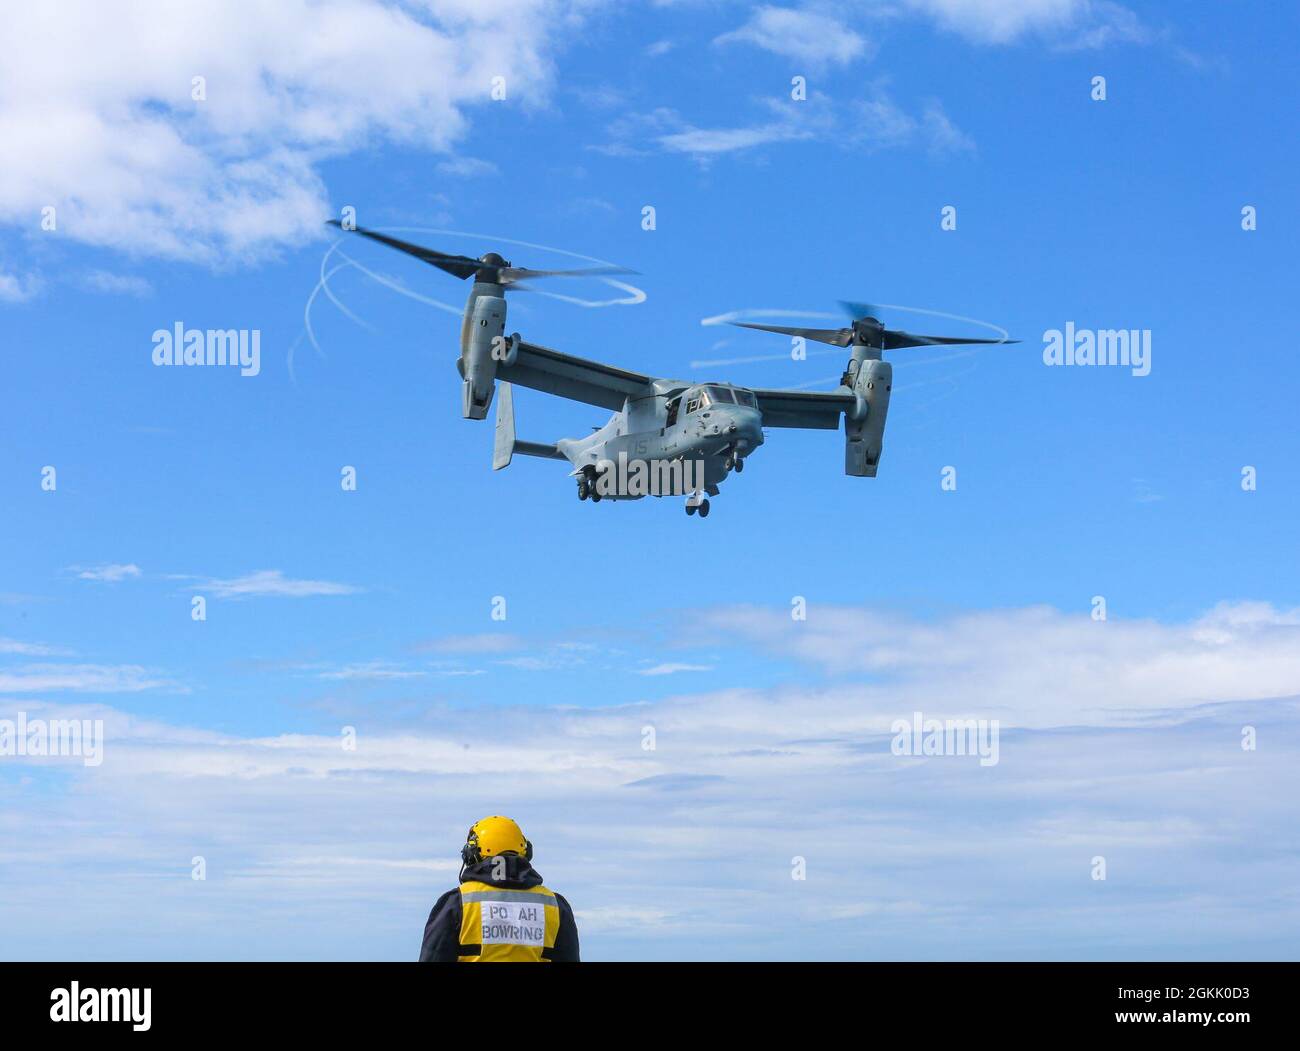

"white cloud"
[687, 601, 1300, 727]
[80, 271, 154, 297]
[494, 649, 589, 672]
[0, 664, 175, 693]
[0, 0, 577, 265]
[904, 0, 1147, 47]
[715, 6, 872, 66]
[598, 92, 970, 162]
[434, 156, 500, 178]
[197, 569, 358, 599]
[2, 599, 1297, 959]
[1057, 1, 1151, 49]
[316, 661, 426, 681]
[846, 93, 972, 153]
[905, 0, 1080, 43]
[659, 120, 817, 156]
[0, 267, 42, 302]
[71, 563, 142, 583]
[636, 662, 713, 676]
[919, 101, 976, 152]
[418, 633, 522, 654]
[0, 638, 69, 658]
[595, 100, 835, 162]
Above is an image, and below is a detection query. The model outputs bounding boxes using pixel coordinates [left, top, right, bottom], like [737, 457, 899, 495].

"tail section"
[493, 382, 565, 470]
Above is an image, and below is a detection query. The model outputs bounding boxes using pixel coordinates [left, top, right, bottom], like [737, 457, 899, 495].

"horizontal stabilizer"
[514, 440, 565, 461]
[493, 382, 564, 470]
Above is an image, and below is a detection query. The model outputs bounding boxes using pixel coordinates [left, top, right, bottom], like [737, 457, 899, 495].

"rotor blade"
[498, 264, 638, 285]
[731, 321, 854, 347]
[325, 220, 482, 280]
[839, 300, 882, 323]
[883, 330, 1019, 350]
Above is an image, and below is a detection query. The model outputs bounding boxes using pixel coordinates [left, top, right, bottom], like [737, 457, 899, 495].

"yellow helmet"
[462, 815, 532, 864]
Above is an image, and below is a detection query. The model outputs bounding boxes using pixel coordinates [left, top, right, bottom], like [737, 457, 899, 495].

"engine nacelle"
[461, 294, 506, 419]
[844, 358, 891, 477]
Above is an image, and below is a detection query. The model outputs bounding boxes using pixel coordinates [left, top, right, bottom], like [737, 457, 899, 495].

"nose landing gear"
[686, 493, 710, 518]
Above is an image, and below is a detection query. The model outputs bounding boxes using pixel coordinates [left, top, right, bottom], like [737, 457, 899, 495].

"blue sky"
[1, 0, 1298, 960]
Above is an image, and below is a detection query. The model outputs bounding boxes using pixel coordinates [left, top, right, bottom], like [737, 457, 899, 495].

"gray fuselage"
[559, 384, 765, 499]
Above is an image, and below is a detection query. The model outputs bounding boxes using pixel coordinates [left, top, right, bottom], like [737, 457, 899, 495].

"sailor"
[419, 815, 580, 963]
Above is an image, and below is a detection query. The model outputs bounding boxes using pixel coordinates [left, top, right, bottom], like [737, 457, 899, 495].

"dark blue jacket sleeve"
[550, 893, 580, 962]
[419, 889, 462, 962]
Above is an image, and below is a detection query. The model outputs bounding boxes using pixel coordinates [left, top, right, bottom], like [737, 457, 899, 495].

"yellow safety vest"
[457, 881, 561, 962]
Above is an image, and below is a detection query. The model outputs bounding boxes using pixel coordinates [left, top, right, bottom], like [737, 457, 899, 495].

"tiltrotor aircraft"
[328, 222, 1014, 518]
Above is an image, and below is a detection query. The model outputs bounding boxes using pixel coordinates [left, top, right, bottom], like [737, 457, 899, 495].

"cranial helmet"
[461, 815, 532, 865]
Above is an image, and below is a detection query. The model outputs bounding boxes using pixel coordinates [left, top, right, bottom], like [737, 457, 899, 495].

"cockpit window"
[733, 388, 757, 408]
[706, 385, 736, 404]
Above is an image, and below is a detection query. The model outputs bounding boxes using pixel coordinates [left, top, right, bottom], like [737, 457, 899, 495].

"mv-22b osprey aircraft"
[328, 222, 1013, 518]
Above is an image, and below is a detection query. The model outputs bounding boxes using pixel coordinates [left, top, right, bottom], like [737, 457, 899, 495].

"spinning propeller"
[325, 220, 635, 287]
[731, 300, 1017, 350]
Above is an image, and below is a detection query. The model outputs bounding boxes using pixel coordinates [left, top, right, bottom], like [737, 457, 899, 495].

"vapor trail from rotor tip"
[700, 308, 841, 327]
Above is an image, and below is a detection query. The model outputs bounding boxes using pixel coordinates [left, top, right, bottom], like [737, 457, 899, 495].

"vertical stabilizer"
[493, 381, 516, 470]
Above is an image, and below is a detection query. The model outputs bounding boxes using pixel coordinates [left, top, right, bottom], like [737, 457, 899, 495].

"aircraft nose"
[728, 406, 764, 448]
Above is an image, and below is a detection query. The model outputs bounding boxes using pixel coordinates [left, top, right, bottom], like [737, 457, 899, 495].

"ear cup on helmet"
[524, 839, 533, 862]
[461, 828, 482, 866]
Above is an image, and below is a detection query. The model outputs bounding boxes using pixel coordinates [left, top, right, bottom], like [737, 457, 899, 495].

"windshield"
[733, 388, 757, 408]
[705, 385, 736, 404]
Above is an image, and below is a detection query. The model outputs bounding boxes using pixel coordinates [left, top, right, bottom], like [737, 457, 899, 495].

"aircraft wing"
[491, 339, 655, 410]
[751, 387, 856, 430]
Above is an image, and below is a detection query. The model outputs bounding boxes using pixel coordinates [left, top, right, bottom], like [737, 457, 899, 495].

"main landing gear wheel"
[734, 458, 744, 473]
[577, 477, 589, 500]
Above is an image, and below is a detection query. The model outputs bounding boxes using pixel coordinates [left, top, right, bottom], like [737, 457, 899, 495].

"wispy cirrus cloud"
[0, 664, 177, 694]
[79, 270, 154, 297]
[0, 638, 71, 658]
[849, 93, 975, 154]
[192, 570, 359, 600]
[685, 600, 1300, 727]
[416, 633, 523, 655]
[595, 89, 970, 163]
[711, 1, 1158, 55]
[636, 662, 714, 676]
[68, 563, 142, 583]
[0, 267, 42, 302]
[434, 156, 499, 178]
[315, 661, 427, 682]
